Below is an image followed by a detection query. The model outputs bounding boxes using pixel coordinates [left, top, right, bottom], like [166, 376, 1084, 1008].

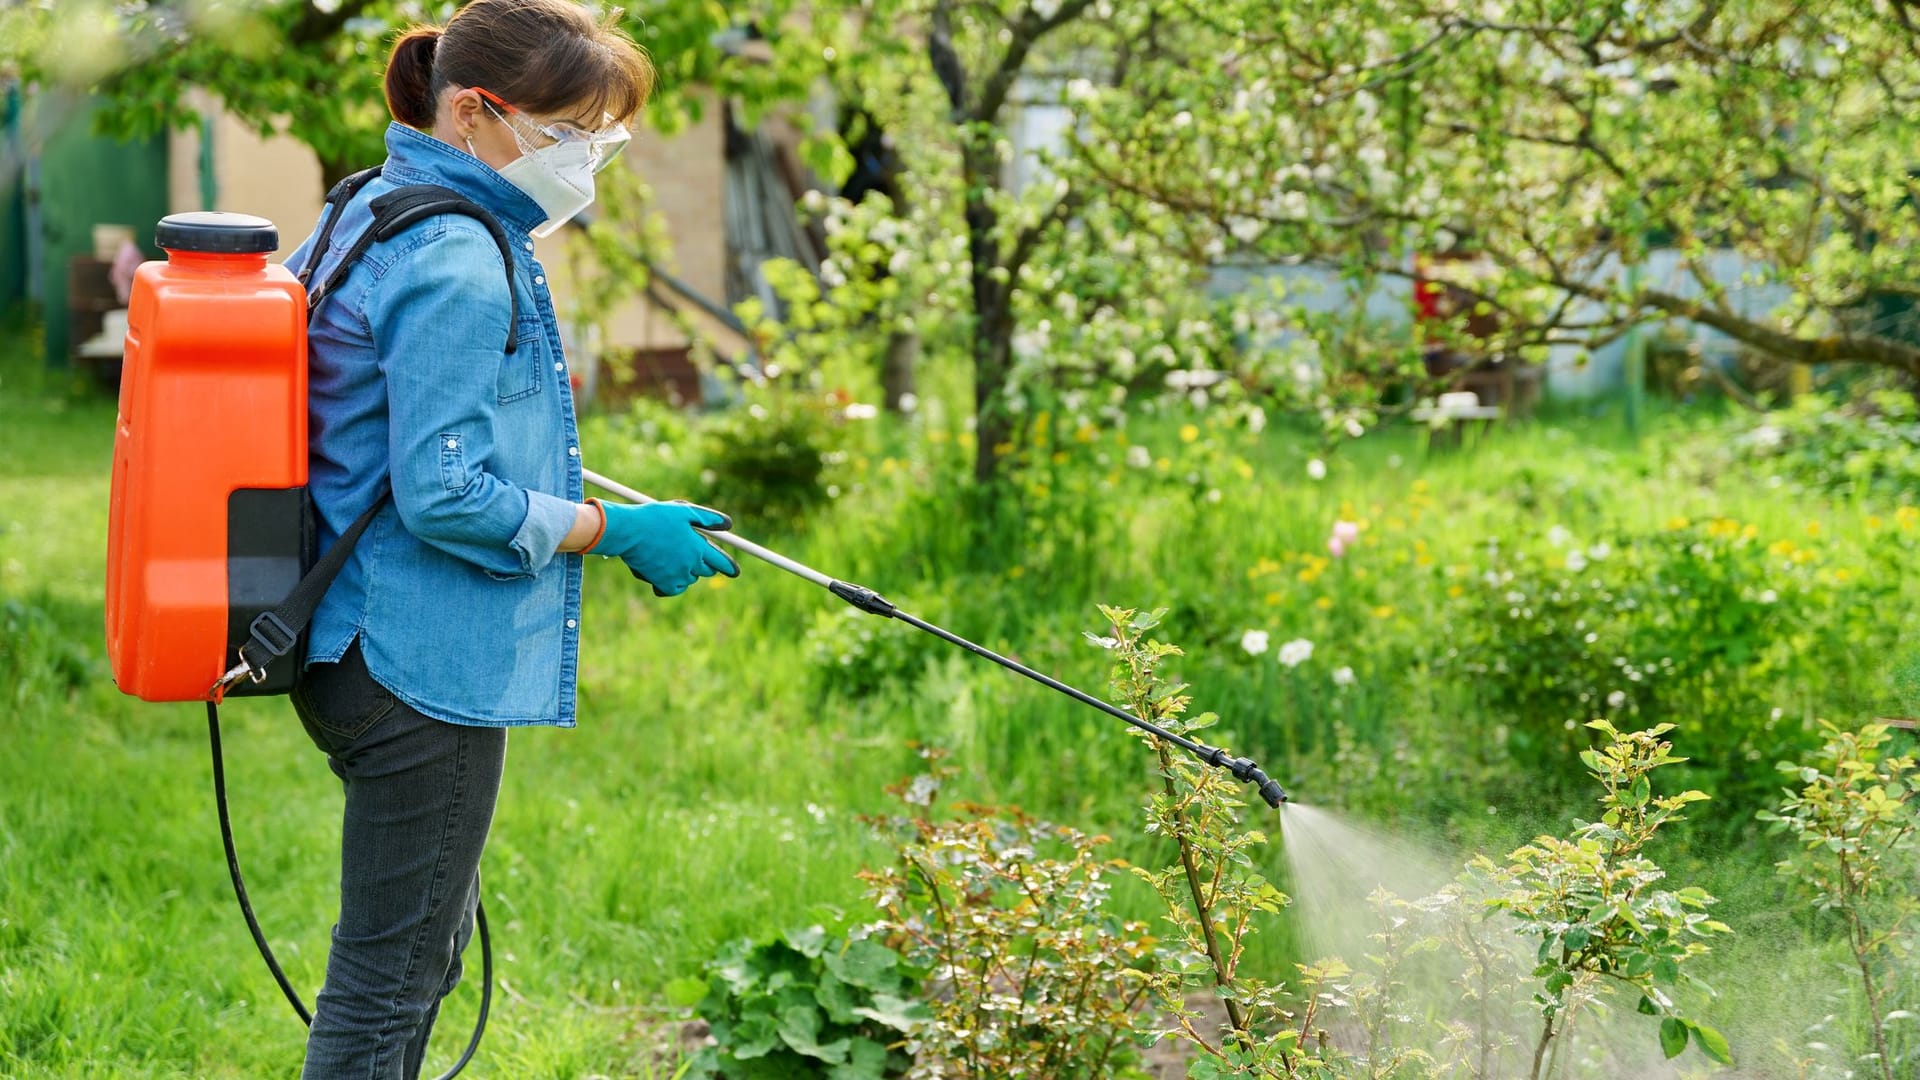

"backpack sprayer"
[102, 189, 1285, 1077]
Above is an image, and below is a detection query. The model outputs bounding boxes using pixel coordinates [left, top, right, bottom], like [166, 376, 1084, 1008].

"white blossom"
[1241, 630, 1270, 656]
[1307, 458, 1327, 480]
[1332, 666, 1355, 687]
[1278, 639, 1314, 668]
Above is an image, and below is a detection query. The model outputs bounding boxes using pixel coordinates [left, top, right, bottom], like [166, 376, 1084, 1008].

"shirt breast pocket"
[498, 315, 547, 404]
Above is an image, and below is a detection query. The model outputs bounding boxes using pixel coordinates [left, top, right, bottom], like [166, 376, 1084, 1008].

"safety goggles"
[473, 87, 631, 173]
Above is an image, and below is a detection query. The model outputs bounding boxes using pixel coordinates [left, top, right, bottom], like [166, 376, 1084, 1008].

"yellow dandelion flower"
[1805, 521, 1821, 538]
[1179, 424, 1199, 443]
[1075, 425, 1097, 443]
[1867, 515, 1884, 531]
[1667, 516, 1691, 530]
[1897, 506, 1918, 528]
[1416, 553, 1435, 567]
[1769, 539, 1796, 558]
[1742, 523, 1759, 539]
[1234, 460, 1254, 480]
[1833, 568, 1852, 583]
[1265, 591, 1283, 606]
[1315, 596, 1334, 610]
[1412, 479, 1430, 494]
[1372, 605, 1394, 619]
[1791, 549, 1814, 565]
[1447, 585, 1465, 598]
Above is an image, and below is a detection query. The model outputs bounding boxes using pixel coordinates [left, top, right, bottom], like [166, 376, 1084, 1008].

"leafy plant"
[860, 749, 1153, 1079]
[1441, 519, 1849, 800]
[1723, 391, 1920, 498]
[700, 380, 847, 530]
[1471, 720, 1733, 1077]
[1759, 721, 1919, 1080]
[684, 927, 925, 1080]
[1090, 604, 1311, 1078]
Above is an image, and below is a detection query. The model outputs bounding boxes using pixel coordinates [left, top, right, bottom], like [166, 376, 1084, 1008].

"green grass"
[2, 322, 1915, 1078]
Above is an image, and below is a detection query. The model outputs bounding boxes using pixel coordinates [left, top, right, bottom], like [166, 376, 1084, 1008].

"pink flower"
[1327, 519, 1360, 558]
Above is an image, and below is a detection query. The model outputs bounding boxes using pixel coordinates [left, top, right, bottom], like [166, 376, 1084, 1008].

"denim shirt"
[285, 122, 583, 728]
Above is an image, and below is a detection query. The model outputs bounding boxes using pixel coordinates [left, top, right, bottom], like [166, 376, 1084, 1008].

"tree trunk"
[972, 295, 1014, 485]
[962, 137, 1013, 487]
[882, 329, 918, 412]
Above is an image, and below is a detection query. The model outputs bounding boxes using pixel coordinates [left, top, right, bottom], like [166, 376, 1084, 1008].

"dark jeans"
[290, 639, 506, 1080]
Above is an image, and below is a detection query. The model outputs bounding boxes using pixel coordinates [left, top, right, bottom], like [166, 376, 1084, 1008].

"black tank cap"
[156, 211, 280, 254]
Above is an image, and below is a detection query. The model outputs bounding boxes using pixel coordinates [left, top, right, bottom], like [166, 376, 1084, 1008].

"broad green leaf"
[1687, 1021, 1733, 1065]
[1659, 1017, 1689, 1059]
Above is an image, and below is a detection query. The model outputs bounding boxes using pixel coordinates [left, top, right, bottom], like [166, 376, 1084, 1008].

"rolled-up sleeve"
[370, 223, 566, 578]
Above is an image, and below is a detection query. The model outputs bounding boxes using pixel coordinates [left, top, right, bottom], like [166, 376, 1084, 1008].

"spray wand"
[583, 468, 1289, 809]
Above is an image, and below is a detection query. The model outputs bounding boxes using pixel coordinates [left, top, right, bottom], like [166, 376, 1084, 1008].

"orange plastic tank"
[106, 213, 310, 702]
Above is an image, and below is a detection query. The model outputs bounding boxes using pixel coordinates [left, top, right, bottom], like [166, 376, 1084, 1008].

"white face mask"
[497, 140, 596, 238]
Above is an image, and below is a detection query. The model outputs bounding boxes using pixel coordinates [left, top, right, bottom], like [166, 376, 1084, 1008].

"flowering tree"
[0, 0, 785, 189]
[1082, 0, 1920, 379]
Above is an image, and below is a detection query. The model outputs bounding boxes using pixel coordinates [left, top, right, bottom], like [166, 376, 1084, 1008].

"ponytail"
[384, 28, 442, 129]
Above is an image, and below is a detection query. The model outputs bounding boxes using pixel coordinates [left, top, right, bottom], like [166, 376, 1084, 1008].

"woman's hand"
[587, 500, 739, 596]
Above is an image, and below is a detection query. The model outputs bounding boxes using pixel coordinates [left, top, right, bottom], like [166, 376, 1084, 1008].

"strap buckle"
[206, 612, 295, 700]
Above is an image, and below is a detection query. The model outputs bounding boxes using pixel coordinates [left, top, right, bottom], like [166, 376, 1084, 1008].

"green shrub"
[860, 749, 1152, 1080]
[683, 927, 926, 1080]
[1439, 519, 1832, 797]
[1723, 390, 1920, 497]
[701, 384, 847, 530]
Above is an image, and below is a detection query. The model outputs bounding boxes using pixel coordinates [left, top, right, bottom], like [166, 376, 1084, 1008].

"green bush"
[683, 927, 926, 1080]
[1724, 390, 1920, 497]
[701, 384, 847, 530]
[1439, 519, 1831, 796]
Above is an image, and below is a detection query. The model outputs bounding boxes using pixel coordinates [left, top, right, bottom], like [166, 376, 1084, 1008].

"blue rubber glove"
[588, 499, 739, 597]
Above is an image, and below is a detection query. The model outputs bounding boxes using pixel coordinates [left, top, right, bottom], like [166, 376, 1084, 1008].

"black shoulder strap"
[230, 181, 521, 685]
[232, 495, 386, 681]
[310, 184, 521, 354]
[295, 166, 383, 289]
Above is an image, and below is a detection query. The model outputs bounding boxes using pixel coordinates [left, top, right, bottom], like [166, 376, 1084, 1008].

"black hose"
[206, 701, 492, 1078]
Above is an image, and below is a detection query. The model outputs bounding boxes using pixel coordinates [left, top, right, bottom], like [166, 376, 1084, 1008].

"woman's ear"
[446, 86, 486, 141]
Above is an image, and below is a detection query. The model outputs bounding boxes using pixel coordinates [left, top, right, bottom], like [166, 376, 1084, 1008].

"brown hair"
[385, 0, 653, 130]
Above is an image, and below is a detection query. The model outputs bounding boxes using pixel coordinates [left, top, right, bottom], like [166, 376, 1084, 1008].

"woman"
[284, 2, 738, 1076]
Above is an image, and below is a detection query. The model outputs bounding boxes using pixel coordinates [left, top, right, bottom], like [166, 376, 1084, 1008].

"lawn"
[2, 324, 1915, 1078]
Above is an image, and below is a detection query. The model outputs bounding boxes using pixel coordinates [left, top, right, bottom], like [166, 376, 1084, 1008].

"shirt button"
[534, 275, 546, 286]
[565, 619, 576, 629]
[523, 241, 534, 251]
[567, 446, 579, 457]
[444, 438, 458, 449]
[554, 361, 564, 372]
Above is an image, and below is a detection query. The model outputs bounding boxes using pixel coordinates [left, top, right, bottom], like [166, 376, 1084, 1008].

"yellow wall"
[168, 92, 727, 354]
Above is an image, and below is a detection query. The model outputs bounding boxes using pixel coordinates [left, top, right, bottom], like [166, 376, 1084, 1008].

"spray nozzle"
[1201, 747, 1290, 808]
